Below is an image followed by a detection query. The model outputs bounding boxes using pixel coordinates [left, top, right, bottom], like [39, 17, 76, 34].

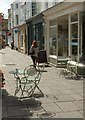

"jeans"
[31, 56, 38, 66]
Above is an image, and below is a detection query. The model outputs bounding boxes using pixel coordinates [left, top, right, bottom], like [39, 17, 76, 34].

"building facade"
[8, 0, 32, 52]
[8, 9, 12, 46]
[43, 2, 84, 65]
[0, 13, 3, 49]
[25, 1, 58, 54]
[8, 0, 59, 53]
[18, 1, 32, 53]
[0, 13, 8, 49]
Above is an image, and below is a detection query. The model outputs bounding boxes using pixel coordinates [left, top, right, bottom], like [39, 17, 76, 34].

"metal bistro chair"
[17, 65, 44, 99]
[59, 60, 77, 78]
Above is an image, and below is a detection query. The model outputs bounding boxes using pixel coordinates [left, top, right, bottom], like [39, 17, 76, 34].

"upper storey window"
[16, 3, 18, 9]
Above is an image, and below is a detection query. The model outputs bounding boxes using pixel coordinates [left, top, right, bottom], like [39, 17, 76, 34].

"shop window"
[49, 19, 57, 55]
[15, 3, 18, 9]
[50, 19, 57, 26]
[71, 13, 78, 22]
[12, 18, 14, 26]
[70, 13, 79, 61]
[72, 46, 77, 55]
[58, 25, 68, 56]
[49, 26, 57, 55]
[71, 22, 78, 56]
[32, 2, 37, 16]
[71, 23, 78, 38]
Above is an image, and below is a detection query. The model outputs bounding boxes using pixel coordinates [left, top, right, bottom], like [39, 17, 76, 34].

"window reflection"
[49, 27, 57, 55]
[71, 23, 78, 56]
[70, 13, 78, 61]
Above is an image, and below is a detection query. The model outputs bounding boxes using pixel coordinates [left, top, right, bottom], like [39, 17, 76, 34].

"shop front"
[26, 13, 45, 55]
[18, 23, 27, 53]
[12, 26, 19, 50]
[43, 2, 84, 66]
[28, 22, 44, 49]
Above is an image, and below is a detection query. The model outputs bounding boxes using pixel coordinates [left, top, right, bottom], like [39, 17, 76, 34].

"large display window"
[58, 25, 68, 56]
[57, 15, 68, 57]
[71, 23, 78, 55]
[70, 13, 81, 61]
[49, 19, 57, 55]
[49, 16, 68, 57]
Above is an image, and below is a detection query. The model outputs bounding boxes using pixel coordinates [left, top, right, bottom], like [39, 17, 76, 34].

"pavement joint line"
[5, 63, 16, 65]
[54, 99, 83, 103]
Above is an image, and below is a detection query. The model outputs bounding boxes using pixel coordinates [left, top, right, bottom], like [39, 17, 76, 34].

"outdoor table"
[57, 57, 70, 67]
[67, 61, 85, 78]
[77, 63, 85, 77]
[9, 69, 25, 97]
[9, 66, 47, 99]
[9, 69, 24, 75]
[67, 61, 77, 74]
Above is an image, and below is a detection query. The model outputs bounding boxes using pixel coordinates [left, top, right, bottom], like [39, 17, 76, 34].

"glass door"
[71, 23, 78, 56]
[70, 13, 79, 61]
[49, 19, 58, 56]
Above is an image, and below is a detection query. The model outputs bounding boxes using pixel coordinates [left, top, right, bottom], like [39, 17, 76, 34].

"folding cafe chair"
[14, 65, 44, 99]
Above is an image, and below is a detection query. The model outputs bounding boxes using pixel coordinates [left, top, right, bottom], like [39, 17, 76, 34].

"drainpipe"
[68, 14, 71, 57]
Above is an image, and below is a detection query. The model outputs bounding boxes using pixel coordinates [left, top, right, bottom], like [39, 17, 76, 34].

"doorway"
[57, 15, 68, 57]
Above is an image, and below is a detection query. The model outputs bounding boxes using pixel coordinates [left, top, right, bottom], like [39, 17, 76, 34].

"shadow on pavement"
[0, 52, 5, 54]
[2, 89, 42, 119]
[65, 75, 83, 81]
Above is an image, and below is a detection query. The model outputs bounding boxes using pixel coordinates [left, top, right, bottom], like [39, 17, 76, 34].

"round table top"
[9, 69, 24, 75]
[67, 61, 85, 67]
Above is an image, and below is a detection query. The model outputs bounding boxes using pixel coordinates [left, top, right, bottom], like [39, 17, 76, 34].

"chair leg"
[35, 85, 44, 96]
[14, 87, 20, 97]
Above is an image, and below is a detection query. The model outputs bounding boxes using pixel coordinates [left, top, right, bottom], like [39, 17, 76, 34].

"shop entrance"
[57, 15, 68, 57]
[69, 12, 82, 62]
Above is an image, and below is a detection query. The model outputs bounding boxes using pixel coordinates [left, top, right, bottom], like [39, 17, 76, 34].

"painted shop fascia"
[43, 2, 84, 66]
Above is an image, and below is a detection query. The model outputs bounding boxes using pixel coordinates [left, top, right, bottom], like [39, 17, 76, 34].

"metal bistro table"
[9, 65, 47, 99]
[77, 63, 85, 78]
[57, 57, 70, 67]
[9, 69, 25, 98]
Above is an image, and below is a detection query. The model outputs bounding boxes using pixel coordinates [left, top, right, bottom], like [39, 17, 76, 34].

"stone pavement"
[0, 47, 84, 119]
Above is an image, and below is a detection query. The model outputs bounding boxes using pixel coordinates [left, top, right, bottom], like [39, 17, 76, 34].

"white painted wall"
[19, 2, 32, 25]
[8, 36, 12, 47]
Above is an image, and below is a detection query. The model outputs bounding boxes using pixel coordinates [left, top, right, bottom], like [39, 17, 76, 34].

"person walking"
[11, 40, 14, 49]
[29, 40, 39, 67]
